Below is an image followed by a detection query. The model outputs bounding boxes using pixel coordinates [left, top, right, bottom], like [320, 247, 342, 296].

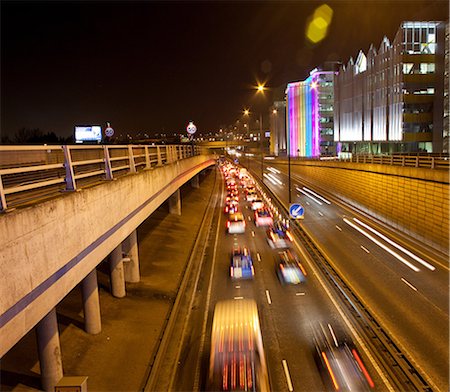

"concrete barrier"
[0, 155, 215, 356]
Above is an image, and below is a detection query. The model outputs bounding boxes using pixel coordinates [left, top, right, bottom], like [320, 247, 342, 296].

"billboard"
[75, 126, 102, 143]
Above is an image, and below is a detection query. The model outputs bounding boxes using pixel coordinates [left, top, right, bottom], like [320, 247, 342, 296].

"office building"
[334, 21, 447, 153]
[285, 68, 336, 157]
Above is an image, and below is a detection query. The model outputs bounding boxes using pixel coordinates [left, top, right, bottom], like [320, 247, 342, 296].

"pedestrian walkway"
[1, 168, 216, 392]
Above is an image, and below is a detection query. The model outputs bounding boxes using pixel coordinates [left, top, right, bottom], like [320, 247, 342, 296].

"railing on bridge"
[346, 153, 449, 169]
[281, 153, 449, 170]
[0, 144, 201, 211]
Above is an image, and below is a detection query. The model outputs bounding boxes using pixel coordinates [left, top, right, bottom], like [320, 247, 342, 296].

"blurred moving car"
[208, 299, 270, 392]
[251, 199, 264, 211]
[230, 248, 254, 280]
[313, 322, 375, 391]
[227, 212, 246, 234]
[246, 191, 258, 202]
[267, 221, 293, 249]
[254, 208, 273, 227]
[275, 249, 307, 284]
[224, 200, 238, 214]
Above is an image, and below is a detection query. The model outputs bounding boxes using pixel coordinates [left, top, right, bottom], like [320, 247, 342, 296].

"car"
[246, 191, 258, 202]
[227, 212, 246, 234]
[251, 199, 264, 211]
[230, 248, 255, 279]
[313, 322, 374, 391]
[224, 200, 239, 214]
[225, 194, 239, 203]
[227, 188, 239, 197]
[254, 208, 273, 227]
[275, 249, 307, 284]
[267, 221, 293, 248]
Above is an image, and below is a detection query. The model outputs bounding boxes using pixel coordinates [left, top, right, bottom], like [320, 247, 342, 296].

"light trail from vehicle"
[302, 187, 331, 204]
[343, 218, 420, 272]
[328, 324, 339, 347]
[263, 173, 278, 185]
[264, 173, 282, 185]
[267, 166, 281, 174]
[353, 218, 436, 271]
[296, 187, 323, 205]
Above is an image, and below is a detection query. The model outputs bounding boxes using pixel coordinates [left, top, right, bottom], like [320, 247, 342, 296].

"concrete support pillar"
[191, 174, 200, 189]
[169, 188, 181, 215]
[36, 308, 63, 392]
[81, 269, 101, 334]
[123, 230, 140, 283]
[110, 244, 126, 298]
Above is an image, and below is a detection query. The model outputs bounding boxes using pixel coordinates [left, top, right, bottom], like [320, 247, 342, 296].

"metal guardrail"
[0, 144, 201, 212]
[301, 153, 449, 170]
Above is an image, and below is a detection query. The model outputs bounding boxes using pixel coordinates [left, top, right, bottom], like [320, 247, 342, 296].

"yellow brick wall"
[290, 161, 449, 253]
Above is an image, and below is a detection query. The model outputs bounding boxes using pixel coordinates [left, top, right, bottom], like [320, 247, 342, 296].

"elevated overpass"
[0, 144, 215, 390]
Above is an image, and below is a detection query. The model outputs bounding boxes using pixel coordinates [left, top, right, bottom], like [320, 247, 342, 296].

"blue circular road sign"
[289, 203, 304, 219]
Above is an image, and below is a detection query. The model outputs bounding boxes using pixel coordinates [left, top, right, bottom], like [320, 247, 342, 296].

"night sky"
[1, 0, 448, 140]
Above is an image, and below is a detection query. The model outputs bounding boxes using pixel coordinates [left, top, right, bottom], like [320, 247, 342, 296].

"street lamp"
[256, 84, 265, 181]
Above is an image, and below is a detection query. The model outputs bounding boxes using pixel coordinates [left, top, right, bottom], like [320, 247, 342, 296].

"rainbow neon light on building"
[286, 70, 334, 157]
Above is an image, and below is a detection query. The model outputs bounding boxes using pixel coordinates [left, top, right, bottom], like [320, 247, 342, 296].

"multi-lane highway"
[241, 157, 449, 392]
[149, 161, 441, 391]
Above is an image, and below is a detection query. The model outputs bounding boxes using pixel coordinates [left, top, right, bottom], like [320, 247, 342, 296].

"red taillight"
[352, 349, 375, 388]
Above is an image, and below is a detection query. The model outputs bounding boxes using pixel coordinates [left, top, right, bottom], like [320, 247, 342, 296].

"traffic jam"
[221, 161, 307, 285]
[217, 159, 375, 392]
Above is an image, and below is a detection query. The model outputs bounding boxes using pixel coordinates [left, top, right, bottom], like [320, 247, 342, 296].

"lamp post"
[257, 84, 265, 181]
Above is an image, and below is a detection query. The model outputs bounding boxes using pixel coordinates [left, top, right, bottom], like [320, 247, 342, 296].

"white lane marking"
[306, 201, 310, 206]
[256, 253, 261, 261]
[282, 360, 294, 391]
[335, 225, 342, 232]
[234, 296, 244, 300]
[302, 187, 331, 204]
[235, 285, 241, 289]
[318, 211, 324, 216]
[295, 292, 305, 296]
[401, 278, 418, 291]
[265, 290, 272, 305]
[361, 245, 370, 253]
[296, 187, 323, 205]
[353, 218, 435, 271]
[252, 231, 255, 237]
[343, 218, 420, 272]
[248, 216, 251, 221]
[328, 323, 339, 347]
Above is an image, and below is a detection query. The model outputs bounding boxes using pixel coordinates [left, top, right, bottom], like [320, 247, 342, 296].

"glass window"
[421, 28, 427, 43]
[414, 28, 420, 43]
[406, 28, 412, 43]
[403, 63, 414, 74]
